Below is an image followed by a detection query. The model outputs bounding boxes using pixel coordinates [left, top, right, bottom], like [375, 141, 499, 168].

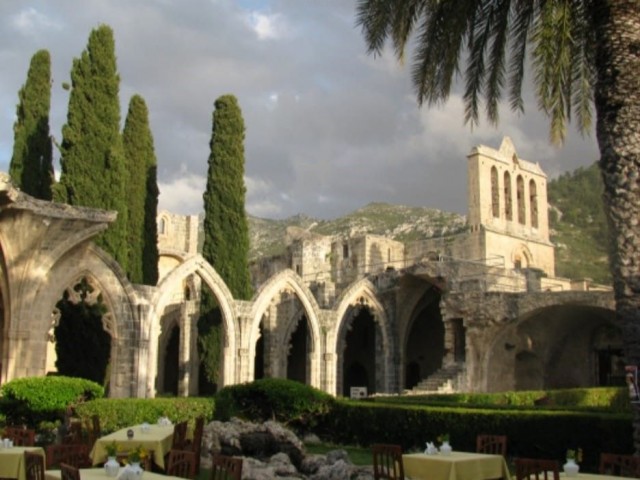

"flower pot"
[104, 457, 119, 477]
[563, 459, 580, 477]
[123, 462, 144, 480]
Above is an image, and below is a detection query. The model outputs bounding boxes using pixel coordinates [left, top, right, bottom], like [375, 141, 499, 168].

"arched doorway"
[286, 315, 309, 384]
[341, 307, 376, 396]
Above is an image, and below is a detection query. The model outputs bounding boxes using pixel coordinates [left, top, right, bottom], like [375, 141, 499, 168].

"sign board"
[350, 386, 367, 399]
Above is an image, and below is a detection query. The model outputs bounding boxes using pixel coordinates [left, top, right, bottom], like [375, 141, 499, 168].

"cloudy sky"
[0, 0, 599, 220]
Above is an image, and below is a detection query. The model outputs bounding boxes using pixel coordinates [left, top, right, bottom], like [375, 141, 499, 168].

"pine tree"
[9, 49, 54, 200]
[123, 95, 159, 285]
[199, 94, 253, 390]
[54, 25, 128, 270]
[202, 94, 252, 300]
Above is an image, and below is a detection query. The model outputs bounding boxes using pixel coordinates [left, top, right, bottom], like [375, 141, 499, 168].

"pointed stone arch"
[330, 278, 394, 396]
[149, 254, 238, 394]
[246, 269, 322, 388]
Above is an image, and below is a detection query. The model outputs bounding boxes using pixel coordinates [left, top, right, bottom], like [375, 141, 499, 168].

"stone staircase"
[409, 363, 466, 394]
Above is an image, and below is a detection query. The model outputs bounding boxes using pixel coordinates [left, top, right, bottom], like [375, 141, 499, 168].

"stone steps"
[411, 363, 465, 394]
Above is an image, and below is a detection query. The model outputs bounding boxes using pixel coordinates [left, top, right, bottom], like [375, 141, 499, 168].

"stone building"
[0, 138, 622, 398]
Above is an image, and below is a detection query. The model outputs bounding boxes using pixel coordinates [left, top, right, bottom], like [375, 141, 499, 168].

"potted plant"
[564, 448, 582, 477]
[438, 434, 452, 455]
[104, 441, 119, 477]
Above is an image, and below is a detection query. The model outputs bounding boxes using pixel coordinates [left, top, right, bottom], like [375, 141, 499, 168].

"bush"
[319, 399, 632, 472]
[0, 376, 104, 427]
[214, 378, 335, 432]
[74, 397, 214, 433]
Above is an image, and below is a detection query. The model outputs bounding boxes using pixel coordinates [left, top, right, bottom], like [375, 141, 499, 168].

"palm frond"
[355, 0, 395, 56]
[507, 0, 536, 113]
[484, 0, 512, 124]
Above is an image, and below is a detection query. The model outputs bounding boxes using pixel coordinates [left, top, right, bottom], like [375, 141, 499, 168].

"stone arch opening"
[517, 175, 526, 225]
[403, 287, 443, 390]
[162, 324, 180, 396]
[491, 166, 500, 218]
[504, 171, 513, 221]
[529, 179, 538, 228]
[50, 276, 113, 388]
[340, 304, 377, 396]
[286, 314, 310, 384]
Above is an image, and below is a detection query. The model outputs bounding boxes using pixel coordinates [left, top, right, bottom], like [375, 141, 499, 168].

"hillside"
[548, 162, 612, 285]
[245, 166, 612, 285]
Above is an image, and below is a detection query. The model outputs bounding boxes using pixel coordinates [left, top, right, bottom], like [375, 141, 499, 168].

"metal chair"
[45, 444, 92, 469]
[514, 458, 560, 480]
[59, 463, 81, 480]
[476, 434, 508, 456]
[4, 426, 35, 446]
[24, 451, 45, 480]
[599, 453, 640, 478]
[210, 454, 243, 480]
[166, 449, 197, 479]
[372, 444, 405, 480]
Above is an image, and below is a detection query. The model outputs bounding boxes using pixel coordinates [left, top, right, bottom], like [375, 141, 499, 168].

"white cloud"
[246, 11, 286, 40]
[158, 174, 206, 216]
[11, 7, 61, 34]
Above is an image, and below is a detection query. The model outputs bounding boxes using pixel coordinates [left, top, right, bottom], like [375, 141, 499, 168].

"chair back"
[63, 422, 84, 445]
[210, 454, 243, 480]
[167, 449, 197, 479]
[515, 458, 560, 480]
[186, 416, 205, 473]
[60, 463, 81, 480]
[172, 420, 189, 450]
[86, 415, 101, 447]
[24, 451, 45, 480]
[476, 434, 508, 456]
[46, 444, 92, 469]
[600, 453, 640, 478]
[4, 426, 35, 446]
[372, 444, 405, 480]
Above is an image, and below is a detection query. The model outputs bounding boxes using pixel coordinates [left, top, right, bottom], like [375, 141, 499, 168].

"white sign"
[350, 386, 367, 399]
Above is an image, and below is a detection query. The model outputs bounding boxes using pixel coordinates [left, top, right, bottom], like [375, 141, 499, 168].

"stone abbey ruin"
[0, 137, 621, 398]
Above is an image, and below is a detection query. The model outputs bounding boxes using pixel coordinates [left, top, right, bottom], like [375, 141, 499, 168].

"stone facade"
[0, 138, 622, 398]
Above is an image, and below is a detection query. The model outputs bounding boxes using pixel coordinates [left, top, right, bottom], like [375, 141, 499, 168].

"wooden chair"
[4, 426, 35, 446]
[46, 444, 92, 469]
[86, 414, 101, 447]
[515, 458, 560, 480]
[210, 454, 243, 480]
[599, 453, 640, 478]
[63, 422, 84, 445]
[172, 420, 189, 450]
[166, 449, 197, 479]
[372, 444, 405, 480]
[184, 416, 205, 473]
[59, 463, 81, 480]
[477, 434, 508, 456]
[24, 451, 45, 480]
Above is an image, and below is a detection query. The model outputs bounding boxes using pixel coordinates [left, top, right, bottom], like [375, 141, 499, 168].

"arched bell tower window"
[504, 171, 513, 221]
[517, 175, 526, 225]
[491, 166, 500, 218]
[529, 179, 538, 228]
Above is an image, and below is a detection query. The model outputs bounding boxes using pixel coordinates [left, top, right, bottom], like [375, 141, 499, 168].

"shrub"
[0, 376, 103, 427]
[74, 397, 214, 433]
[214, 378, 335, 432]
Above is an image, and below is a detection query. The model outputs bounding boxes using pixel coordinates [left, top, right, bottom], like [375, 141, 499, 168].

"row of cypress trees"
[8, 24, 252, 390]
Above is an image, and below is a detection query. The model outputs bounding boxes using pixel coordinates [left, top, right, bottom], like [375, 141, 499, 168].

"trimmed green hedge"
[214, 378, 335, 431]
[319, 399, 632, 472]
[370, 387, 629, 413]
[74, 397, 214, 433]
[0, 376, 104, 426]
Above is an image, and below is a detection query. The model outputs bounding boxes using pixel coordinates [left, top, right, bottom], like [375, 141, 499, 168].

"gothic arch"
[246, 269, 322, 388]
[330, 278, 394, 396]
[511, 243, 533, 270]
[150, 254, 238, 392]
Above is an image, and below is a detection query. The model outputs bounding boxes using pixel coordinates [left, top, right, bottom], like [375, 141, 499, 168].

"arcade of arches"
[0, 138, 624, 398]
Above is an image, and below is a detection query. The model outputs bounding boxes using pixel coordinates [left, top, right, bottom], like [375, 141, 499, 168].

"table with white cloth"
[403, 451, 512, 480]
[89, 424, 174, 470]
[45, 468, 184, 480]
[0, 446, 46, 480]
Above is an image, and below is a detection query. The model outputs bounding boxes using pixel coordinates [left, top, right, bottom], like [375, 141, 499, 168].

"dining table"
[89, 424, 175, 470]
[560, 474, 638, 480]
[45, 468, 184, 480]
[403, 450, 512, 480]
[0, 446, 46, 480]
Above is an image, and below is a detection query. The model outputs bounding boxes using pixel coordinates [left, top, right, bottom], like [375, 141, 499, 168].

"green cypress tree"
[9, 49, 54, 200]
[123, 94, 159, 285]
[199, 94, 252, 391]
[202, 94, 252, 300]
[54, 25, 128, 271]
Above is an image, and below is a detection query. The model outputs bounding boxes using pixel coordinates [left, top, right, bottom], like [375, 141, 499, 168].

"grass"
[304, 442, 373, 466]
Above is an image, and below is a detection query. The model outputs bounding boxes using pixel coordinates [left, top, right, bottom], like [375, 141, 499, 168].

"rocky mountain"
[246, 166, 612, 286]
